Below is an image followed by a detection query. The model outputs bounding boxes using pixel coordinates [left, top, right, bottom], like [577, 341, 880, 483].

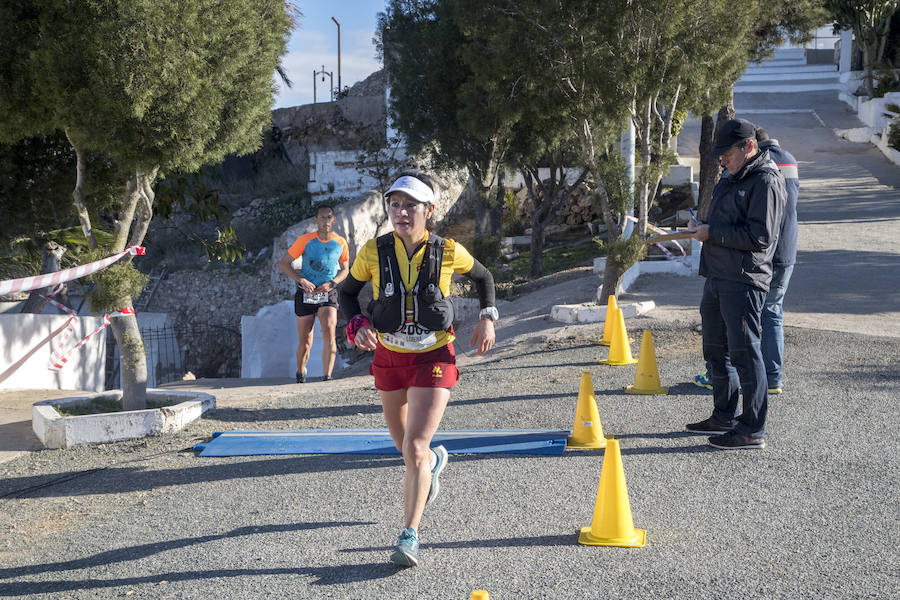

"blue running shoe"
[389, 527, 419, 567]
[425, 445, 448, 507]
[692, 372, 712, 390]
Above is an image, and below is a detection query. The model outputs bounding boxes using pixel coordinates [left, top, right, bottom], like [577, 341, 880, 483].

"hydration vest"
[367, 232, 455, 333]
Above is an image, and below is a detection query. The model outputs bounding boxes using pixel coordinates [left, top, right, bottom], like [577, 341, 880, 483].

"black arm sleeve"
[338, 275, 366, 318]
[464, 258, 496, 308]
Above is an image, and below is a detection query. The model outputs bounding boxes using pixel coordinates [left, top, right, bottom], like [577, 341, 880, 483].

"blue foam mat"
[194, 429, 569, 456]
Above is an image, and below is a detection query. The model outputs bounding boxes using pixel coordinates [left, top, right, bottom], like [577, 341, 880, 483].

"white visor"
[384, 175, 435, 205]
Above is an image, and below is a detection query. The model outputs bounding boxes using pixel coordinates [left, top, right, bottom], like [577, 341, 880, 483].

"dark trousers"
[700, 277, 768, 438]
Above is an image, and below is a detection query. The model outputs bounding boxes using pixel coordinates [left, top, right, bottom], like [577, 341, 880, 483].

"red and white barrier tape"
[0, 245, 145, 296]
[625, 216, 686, 259]
[0, 248, 145, 382]
[44, 298, 135, 372]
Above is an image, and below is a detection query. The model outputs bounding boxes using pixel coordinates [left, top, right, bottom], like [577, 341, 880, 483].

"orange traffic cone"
[578, 438, 646, 547]
[598, 308, 638, 365]
[625, 330, 668, 395]
[566, 371, 607, 449]
[599, 295, 619, 346]
[470, 592, 490, 600]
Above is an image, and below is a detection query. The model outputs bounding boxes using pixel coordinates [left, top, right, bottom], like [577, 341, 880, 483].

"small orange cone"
[566, 371, 607, 449]
[599, 295, 619, 346]
[578, 438, 646, 547]
[625, 330, 668, 395]
[598, 308, 638, 365]
[470, 592, 490, 600]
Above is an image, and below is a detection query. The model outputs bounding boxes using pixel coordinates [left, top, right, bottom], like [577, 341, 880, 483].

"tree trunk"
[636, 98, 653, 237]
[529, 212, 544, 278]
[489, 170, 505, 236]
[65, 132, 98, 250]
[20, 241, 68, 314]
[474, 183, 492, 236]
[697, 96, 734, 218]
[109, 302, 148, 411]
[129, 169, 157, 247]
[600, 259, 628, 305]
[862, 45, 874, 97]
[113, 174, 143, 252]
[522, 167, 545, 278]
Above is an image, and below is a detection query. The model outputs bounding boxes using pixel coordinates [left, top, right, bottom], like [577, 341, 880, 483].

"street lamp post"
[331, 17, 341, 98]
[313, 65, 333, 104]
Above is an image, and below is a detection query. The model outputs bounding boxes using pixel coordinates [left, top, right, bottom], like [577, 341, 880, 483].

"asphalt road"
[1, 321, 898, 599]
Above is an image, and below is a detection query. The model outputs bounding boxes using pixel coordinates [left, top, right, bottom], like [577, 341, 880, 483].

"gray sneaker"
[389, 527, 419, 567]
[425, 445, 448, 507]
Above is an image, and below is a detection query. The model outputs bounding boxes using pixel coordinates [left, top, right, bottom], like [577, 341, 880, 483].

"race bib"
[381, 317, 438, 351]
[303, 291, 328, 304]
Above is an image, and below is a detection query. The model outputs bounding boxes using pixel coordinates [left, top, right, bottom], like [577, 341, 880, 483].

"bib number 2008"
[382, 322, 437, 351]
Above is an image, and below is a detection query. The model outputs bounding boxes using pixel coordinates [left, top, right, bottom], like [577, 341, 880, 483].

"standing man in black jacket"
[687, 118, 786, 450]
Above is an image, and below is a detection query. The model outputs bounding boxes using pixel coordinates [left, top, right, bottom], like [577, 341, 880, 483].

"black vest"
[367, 232, 455, 333]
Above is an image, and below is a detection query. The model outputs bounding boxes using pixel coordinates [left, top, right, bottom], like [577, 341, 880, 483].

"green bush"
[85, 258, 149, 313]
[888, 118, 900, 151]
[472, 234, 501, 269]
[501, 189, 526, 236]
[872, 64, 900, 98]
[256, 194, 314, 231]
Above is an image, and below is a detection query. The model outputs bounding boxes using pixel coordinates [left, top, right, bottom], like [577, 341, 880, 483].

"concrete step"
[739, 72, 840, 83]
[744, 64, 837, 75]
[734, 82, 844, 93]
[753, 59, 808, 68]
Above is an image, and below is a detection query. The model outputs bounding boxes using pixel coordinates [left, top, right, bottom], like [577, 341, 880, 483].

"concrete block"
[549, 301, 655, 324]
[550, 305, 579, 324]
[621, 301, 657, 318]
[501, 236, 532, 249]
[640, 258, 692, 277]
[661, 164, 693, 186]
[576, 305, 609, 322]
[834, 127, 872, 143]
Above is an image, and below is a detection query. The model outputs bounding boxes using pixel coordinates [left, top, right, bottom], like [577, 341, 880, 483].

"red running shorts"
[370, 342, 459, 391]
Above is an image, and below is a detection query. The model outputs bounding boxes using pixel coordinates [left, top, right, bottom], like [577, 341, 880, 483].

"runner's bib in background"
[303, 291, 328, 304]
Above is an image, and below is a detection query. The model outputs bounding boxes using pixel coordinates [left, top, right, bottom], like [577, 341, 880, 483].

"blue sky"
[275, 1, 387, 108]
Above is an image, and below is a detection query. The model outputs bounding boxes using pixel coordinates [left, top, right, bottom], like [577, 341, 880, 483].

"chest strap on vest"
[375, 232, 445, 297]
[370, 232, 450, 334]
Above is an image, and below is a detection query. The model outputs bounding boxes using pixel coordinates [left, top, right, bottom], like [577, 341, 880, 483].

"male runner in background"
[278, 205, 349, 382]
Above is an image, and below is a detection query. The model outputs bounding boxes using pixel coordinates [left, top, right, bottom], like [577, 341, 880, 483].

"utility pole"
[331, 17, 341, 98]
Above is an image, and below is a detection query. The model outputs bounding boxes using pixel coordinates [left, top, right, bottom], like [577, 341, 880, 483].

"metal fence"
[105, 323, 241, 389]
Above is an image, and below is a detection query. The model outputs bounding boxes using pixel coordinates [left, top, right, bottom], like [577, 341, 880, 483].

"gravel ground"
[2, 321, 898, 599]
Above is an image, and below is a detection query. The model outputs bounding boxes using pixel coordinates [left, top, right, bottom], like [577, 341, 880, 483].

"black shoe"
[686, 418, 732, 435]
[296, 370, 306, 383]
[708, 431, 766, 450]
[322, 374, 333, 381]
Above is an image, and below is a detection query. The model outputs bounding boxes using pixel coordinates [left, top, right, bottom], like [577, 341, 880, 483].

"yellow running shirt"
[349, 232, 475, 353]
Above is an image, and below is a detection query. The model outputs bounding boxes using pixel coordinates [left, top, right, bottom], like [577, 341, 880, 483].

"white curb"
[550, 300, 656, 324]
[32, 389, 215, 449]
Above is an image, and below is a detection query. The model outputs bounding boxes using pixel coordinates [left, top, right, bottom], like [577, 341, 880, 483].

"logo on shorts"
[431, 365, 443, 379]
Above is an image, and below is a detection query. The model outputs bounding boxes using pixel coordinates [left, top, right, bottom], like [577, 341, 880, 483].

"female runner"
[339, 171, 498, 567]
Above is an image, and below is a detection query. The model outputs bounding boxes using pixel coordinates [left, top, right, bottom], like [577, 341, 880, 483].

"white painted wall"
[308, 150, 379, 198]
[0, 314, 107, 392]
[240, 300, 346, 379]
